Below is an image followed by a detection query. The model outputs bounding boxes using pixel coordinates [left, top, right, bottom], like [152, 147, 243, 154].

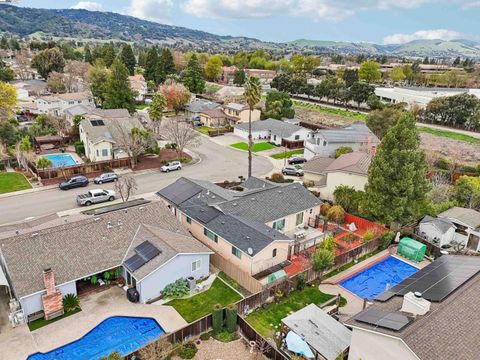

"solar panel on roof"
[390, 256, 480, 302]
[135, 240, 160, 262]
[124, 254, 146, 272]
[355, 308, 412, 331]
[158, 180, 203, 205]
[90, 119, 105, 127]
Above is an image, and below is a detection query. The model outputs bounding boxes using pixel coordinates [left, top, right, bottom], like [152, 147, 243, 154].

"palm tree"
[244, 76, 262, 178]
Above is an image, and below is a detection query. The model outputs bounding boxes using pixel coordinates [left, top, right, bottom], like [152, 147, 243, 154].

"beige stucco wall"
[349, 327, 419, 360]
[321, 172, 368, 201]
[224, 108, 261, 123]
[200, 114, 228, 128]
[303, 172, 326, 184]
[265, 206, 321, 234]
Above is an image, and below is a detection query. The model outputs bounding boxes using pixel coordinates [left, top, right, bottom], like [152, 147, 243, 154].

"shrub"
[0, 163, 4, 171]
[335, 146, 353, 158]
[177, 343, 197, 359]
[162, 279, 189, 299]
[400, 227, 414, 238]
[146, 145, 160, 155]
[363, 229, 375, 242]
[320, 203, 331, 216]
[270, 172, 284, 182]
[74, 141, 85, 155]
[199, 332, 210, 341]
[63, 293, 80, 313]
[327, 205, 345, 224]
[212, 304, 224, 334]
[303, 180, 315, 188]
[379, 231, 395, 250]
[99, 352, 123, 360]
[296, 272, 306, 290]
[225, 304, 237, 333]
[434, 156, 451, 170]
[213, 329, 238, 342]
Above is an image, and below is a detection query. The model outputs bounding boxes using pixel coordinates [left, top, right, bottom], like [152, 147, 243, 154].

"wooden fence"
[168, 314, 213, 343]
[409, 233, 442, 258]
[32, 158, 131, 179]
[211, 253, 263, 294]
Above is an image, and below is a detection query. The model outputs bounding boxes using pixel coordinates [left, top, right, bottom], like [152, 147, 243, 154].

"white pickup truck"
[76, 189, 116, 206]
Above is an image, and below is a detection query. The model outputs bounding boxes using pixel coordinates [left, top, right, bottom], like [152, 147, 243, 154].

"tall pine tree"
[84, 45, 92, 64]
[181, 54, 205, 94]
[120, 44, 136, 76]
[160, 48, 176, 76]
[103, 59, 136, 114]
[144, 47, 159, 84]
[363, 113, 430, 225]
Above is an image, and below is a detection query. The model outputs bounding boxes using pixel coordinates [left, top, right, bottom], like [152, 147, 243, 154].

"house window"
[192, 259, 201, 272]
[186, 216, 192, 224]
[232, 246, 242, 259]
[96, 149, 99, 157]
[204, 228, 218, 243]
[272, 248, 277, 258]
[272, 219, 285, 231]
[323, 140, 327, 146]
[102, 149, 108, 157]
[294, 135, 300, 140]
[296, 212, 304, 226]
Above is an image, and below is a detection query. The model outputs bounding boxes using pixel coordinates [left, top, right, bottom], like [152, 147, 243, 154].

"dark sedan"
[59, 175, 89, 190]
[288, 156, 307, 165]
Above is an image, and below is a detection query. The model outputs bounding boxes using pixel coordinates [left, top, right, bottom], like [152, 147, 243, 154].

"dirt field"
[420, 133, 480, 163]
[294, 106, 356, 127]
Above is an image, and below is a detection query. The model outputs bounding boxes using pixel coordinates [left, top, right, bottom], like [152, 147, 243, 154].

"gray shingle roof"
[420, 215, 455, 234]
[64, 104, 95, 117]
[324, 152, 372, 176]
[218, 183, 322, 223]
[224, 102, 248, 111]
[185, 99, 221, 113]
[241, 177, 278, 191]
[0, 202, 197, 298]
[283, 304, 351, 360]
[312, 122, 379, 144]
[80, 116, 143, 145]
[303, 156, 335, 175]
[235, 119, 305, 138]
[438, 207, 480, 229]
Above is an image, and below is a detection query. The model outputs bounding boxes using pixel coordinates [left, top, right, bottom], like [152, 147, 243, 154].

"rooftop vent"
[107, 222, 113, 229]
[251, 197, 256, 201]
[117, 220, 122, 226]
[31, 233, 39, 237]
[139, 206, 145, 211]
[15, 230, 19, 235]
[232, 202, 237, 206]
[124, 209, 128, 214]
[94, 217, 102, 222]
[401, 291, 431, 316]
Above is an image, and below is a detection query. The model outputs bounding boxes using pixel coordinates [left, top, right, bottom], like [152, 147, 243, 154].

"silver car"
[77, 189, 116, 206]
[282, 166, 304, 177]
[161, 161, 182, 172]
[94, 172, 118, 184]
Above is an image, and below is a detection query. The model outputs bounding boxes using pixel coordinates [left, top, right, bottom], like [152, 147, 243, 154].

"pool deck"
[0, 287, 187, 360]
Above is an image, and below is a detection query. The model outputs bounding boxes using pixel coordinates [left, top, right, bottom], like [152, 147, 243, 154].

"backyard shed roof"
[283, 304, 351, 360]
[438, 207, 480, 229]
[420, 215, 455, 234]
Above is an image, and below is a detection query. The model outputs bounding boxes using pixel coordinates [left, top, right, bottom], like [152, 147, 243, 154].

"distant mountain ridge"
[1, 4, 479, 58]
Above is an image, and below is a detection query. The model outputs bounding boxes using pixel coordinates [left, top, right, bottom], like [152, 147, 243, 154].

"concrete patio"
[0, 287, 187, 359]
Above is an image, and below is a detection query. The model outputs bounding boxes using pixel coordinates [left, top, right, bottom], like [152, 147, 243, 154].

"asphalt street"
[0, 136, 274, 225]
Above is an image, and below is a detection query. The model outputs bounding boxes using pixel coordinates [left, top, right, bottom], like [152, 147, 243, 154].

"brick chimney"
[41, 268, 64, 320]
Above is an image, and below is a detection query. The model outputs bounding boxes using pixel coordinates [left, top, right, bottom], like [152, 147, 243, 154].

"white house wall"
[20, 281, 77, 317]
[321, 172, 368, 201]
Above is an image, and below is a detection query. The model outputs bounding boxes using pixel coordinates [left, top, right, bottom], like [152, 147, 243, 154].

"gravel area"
[173, 338, 259, 360]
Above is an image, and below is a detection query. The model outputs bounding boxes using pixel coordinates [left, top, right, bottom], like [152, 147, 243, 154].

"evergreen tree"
[103, 60, 136, 113]
[160, 48, 176, 76]
[181, 54, 205, 94]
[119, 44, 136, 76]
[9, 38, 20, 51]
[102, 44, 115, 68]
[84, 45, 92, 64]
[0, 36, 8, 50]
[88, 59, 109, 107]
[144, 47, 159, 84]
[137, 49, 147, 67]
[363, 113, 430, 225]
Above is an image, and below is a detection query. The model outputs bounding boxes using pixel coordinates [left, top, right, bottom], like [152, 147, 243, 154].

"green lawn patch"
[246, 286, 346, 337]
[270, 149, 304, 159]
[205, 84, 222, 92]
[294, 101, 367, 121]
[418, 127, 480, 145]
[136, 104, 148, 110]
[28, 308, 81, 331]
[230, 142, 277, 152]
[167, 278, 242, 323]
[0, 172, 32, 194]
[218, 271, 250, 297]
[197, 126, 230, 135]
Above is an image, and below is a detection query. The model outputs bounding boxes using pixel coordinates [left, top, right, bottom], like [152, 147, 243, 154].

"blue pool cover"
[28, 316, 164, 360]
[43, 153, 77, 168]
[340, 256, 418, 300]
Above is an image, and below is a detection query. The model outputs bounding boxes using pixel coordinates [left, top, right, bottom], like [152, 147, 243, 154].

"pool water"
[340, 256, 418, 300]
[28, 316, 164, 360]
[43, 153, 77, 168]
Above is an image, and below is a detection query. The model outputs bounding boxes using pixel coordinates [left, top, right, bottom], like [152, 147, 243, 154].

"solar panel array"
[124, 254, 145, 272]
[389, 256, 480, 302]
[157, 180, 203, 205]
[124, 241, 161, 272]
[90, 119, 105, 127]
[355, 308, 412, 331]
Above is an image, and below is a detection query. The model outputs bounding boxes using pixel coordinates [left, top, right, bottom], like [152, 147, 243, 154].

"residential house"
[34, 91, 95, 117]
[304, 152, 372, 201]
[346, 255, 480, 360]
[199, 108, 236, 128]
[79, 112, 143, 162]
[438, 207, 479, 251]
[64, 104, 95, 124]
[234, 119, 310, 148]
[219, 66, 237, 85]
[223, 102, 261, 123]
[129, 75, 148, 102]
[304, 123, 379, 160]
[0, 202, 212, 319]
[282, 304, 351, 360]
[157, 177, 322, 277]
[244, 69, 277, 83]
[185, 99, 221, 120]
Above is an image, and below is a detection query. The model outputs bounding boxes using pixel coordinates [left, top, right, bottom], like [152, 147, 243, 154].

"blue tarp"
[285, 331, 315, 358]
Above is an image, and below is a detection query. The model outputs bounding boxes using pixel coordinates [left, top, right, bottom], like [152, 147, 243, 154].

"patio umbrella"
[285, 331, 315, 358]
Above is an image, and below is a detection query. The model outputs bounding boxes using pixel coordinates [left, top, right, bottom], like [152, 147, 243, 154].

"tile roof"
[419, 215, 455, 234]
[0, 202, 197, 298]
[283, 304, 351, 360]
[324, 152, 372, 176]
[311, 122, 379, 144]
[185, 99, 221, 113]
[235, 118, 305, 138]
[438, 207, 480, 229]
[303, 156, 335, 175]
[346, 256, 480, 360]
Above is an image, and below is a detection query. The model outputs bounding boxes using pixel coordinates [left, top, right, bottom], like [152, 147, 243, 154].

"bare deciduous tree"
[137, 337, 172, 360]
[163, 119, 200, 156]
[14, 50, 32, 81]
[114, 175, 137, 202]
[113, 120, 152, 168]
[64, 60, 90, 92]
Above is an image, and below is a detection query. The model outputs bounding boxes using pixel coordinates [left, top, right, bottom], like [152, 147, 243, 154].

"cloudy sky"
[18, 0, 480, 44]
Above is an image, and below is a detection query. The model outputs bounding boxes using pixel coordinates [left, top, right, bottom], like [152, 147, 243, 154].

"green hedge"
[74, 141, 85, 155]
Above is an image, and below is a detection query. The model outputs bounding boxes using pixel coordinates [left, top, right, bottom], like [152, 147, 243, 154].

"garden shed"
[398, 237, 426, 262]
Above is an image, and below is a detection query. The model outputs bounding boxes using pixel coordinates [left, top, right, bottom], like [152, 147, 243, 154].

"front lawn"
[0, 172, 32, 194]
[230, 142, 277, 152]
[270, 149, 304, 159]
[28, 308, 81, 331]
[246, 286, 346, 337]
[167, 278, 242, 323]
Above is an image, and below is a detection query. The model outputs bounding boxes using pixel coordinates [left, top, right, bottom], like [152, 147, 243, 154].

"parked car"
[94, 172, 118, 184]
[193, 120, 204, 127]
[59, 176, 89, 190]
[76, 189, 116, 206]
[282, 166, 304, 177]
[288, 156, 307, 165]
[161, 161, 182, 172]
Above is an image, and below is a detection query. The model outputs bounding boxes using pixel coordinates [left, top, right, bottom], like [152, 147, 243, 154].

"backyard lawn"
[167, 278, 242, 323]
[246, 286, 346, 337]
[230, 142, 277, 152]
[270, 149, 304, 159]
[0, 172, 32, 194]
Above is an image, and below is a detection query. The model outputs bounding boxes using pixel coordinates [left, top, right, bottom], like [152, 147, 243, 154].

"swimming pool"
[27, 316, 164, 360]
[42, 153, 77, 168]
[339, 256, 418, 300]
